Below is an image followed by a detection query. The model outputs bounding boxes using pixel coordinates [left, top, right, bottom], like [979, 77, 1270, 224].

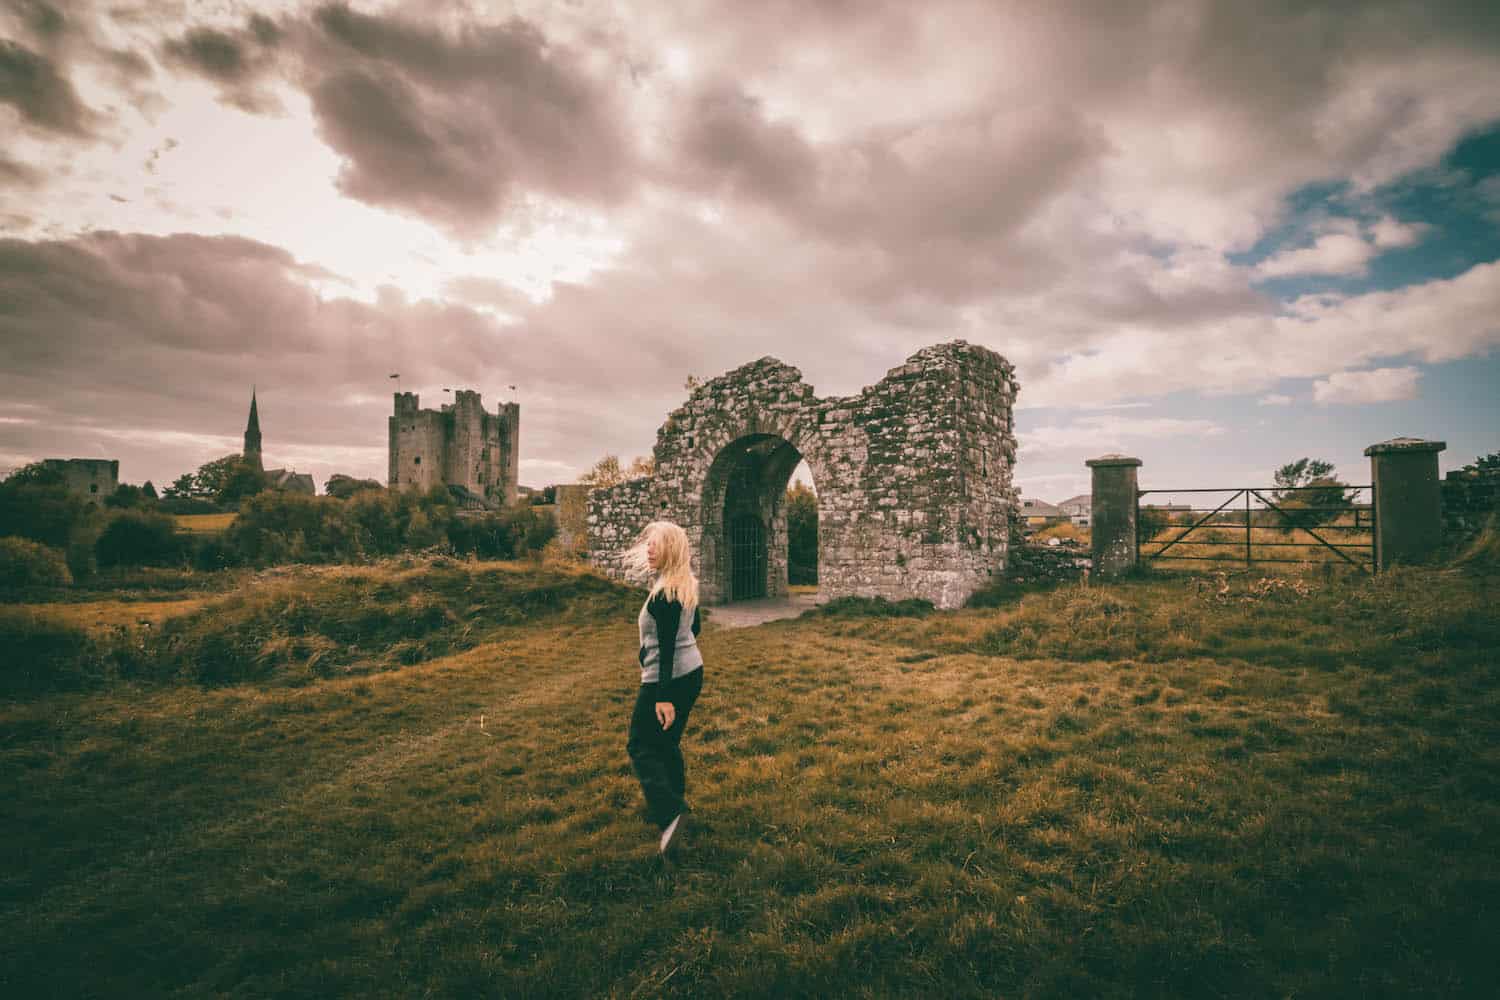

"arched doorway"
[701, 433, 819, 604]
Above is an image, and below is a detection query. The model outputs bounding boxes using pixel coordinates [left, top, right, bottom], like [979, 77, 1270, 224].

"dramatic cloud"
[0, 228, 786, 487]
[0, 36, 96, 135]
[295, 3, 637, 239]
[1313, 366, 1422, 405]
[159, 19, 284, 112]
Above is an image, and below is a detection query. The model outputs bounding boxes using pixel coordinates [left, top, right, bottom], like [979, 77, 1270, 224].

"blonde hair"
[622, 521, 699, 610]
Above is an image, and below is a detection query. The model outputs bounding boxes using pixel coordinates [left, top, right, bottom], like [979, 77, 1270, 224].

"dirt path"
[703, 592, 827, 628]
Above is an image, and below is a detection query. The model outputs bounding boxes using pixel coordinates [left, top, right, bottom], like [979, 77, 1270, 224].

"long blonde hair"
[622, 521, 699, 610]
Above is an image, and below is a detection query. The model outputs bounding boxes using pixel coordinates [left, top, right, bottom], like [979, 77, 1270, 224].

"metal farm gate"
[1137, 484, 1376, 573]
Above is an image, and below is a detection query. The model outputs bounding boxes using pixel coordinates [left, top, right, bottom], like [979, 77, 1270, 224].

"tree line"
[0, 460, 554, 590]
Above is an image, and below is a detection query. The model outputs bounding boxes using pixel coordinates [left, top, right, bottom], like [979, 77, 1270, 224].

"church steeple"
[243, 387, 263, 472]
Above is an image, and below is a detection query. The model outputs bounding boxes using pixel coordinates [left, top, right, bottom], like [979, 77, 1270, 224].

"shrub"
[0, 608, 97, 695]
[95, 511, 190, 568]
[157, 496, 224, 515]
[324, 474, 385, 499]
[446, 504, 557, 559]
[103, 484, 156, 509]
[0, 481, 96, 549]
[813, 595, 934, 618]
[0, 536, 73, 588]
[192, 534, 244, 571]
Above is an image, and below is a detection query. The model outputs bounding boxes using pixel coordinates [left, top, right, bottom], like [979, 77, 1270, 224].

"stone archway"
[586, 342, 1019, 610]
[700, 432, 822, 604]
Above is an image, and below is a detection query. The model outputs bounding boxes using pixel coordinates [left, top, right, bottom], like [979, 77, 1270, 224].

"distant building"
[1056, 493, 1090, 526]
[264, 468, 316, 495]
[42, 458, 118, 501]
[242, 390, 317, 494]
[1018, 496, 1064, 526]
[389, 390, 519, 508]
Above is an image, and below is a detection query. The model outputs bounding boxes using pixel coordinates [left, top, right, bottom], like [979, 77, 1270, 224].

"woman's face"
[646, 534, 661, 569]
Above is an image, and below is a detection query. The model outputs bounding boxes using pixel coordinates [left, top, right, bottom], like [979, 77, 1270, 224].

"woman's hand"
[655, 701, 676, 729]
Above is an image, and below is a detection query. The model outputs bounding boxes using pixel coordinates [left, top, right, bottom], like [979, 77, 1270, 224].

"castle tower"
[243, 388, 263, 472]
[388, 390, 518, 506]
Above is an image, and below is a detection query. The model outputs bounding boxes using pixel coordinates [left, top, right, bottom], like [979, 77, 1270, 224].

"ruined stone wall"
[1006, 540, 1092, 585]
[586, 477, 654, 581]
[586, 340, 1018, 609]
[43, 458, 119, 500]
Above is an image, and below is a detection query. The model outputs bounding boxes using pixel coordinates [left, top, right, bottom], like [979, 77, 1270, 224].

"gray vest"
[638, 598, 703, 683]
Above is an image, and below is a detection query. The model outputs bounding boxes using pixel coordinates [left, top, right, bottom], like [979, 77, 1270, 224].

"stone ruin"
[586, 341, 1018, 609]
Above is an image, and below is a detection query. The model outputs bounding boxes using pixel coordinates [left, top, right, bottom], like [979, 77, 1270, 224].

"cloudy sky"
[2, 0, 1498, 502]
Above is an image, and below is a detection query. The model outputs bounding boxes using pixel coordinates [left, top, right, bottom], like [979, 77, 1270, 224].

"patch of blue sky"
[1230, 122, 1500, 301]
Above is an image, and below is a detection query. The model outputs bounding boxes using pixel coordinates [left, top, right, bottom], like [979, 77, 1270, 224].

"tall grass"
[1, 559, 640, 696]
[1, 561, 1496, 996]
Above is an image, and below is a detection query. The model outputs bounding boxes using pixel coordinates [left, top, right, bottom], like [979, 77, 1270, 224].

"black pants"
[627, 667, 704, 830]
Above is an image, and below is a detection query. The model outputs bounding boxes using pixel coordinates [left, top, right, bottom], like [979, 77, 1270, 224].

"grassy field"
[173, 512, 238, 534]
[11, 596, 214, 633]
[2, 557, 1497, 997]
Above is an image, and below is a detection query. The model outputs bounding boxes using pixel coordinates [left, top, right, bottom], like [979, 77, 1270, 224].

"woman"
[622, 521, 704, 856]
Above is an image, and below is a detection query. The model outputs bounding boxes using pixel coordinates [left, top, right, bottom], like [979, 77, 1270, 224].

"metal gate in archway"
[728, 512, 767, 600]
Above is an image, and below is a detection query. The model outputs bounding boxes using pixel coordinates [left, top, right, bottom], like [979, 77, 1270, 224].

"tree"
[579, 454, 623, 488]
[1461, 452, 1499, 474]
[189, 454, 266, 503]
[104, 484, 153, 509]
[95, 511, 188, 568]
[1138, 505, 1173, 540]
[162, 472, 197, 500]
[0, 473, 94, 550]
[3, 461, 63, 487]
[1272, 457, 1354, 528]
[786, 478, 818, 584]
[325, 474, 385, 500]
[141, 481, 158, 500]
[580, 453, 655, 488]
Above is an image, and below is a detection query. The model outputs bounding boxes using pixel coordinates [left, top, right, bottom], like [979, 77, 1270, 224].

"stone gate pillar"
[1365, 437, 1446, 569]
[1088, 455, 1142, 578]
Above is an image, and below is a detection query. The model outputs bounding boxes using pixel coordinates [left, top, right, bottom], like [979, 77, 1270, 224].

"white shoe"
[659, 813, 682, 854]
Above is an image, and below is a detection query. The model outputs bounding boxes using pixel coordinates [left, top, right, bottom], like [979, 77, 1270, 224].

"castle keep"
[389, 391, 519, 507]
[42, 458, 118, 500]
[586, 341, 1018, 609]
